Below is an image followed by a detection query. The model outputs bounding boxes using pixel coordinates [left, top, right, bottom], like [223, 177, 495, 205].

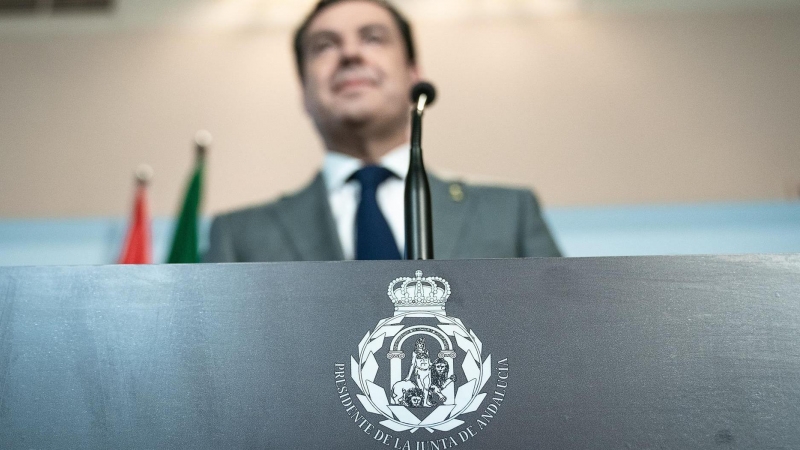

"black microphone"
[405, 81, 437, 260]
[411, 82, 436, 107]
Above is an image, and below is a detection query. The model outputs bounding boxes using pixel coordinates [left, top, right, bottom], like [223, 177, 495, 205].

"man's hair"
[292, 0, 417, 81]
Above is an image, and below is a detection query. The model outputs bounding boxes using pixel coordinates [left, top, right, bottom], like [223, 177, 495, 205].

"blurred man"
[204, 0, 560, 262]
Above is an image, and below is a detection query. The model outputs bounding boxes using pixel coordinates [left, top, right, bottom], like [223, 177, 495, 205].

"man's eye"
[310, 40, 334, 54]
[364, 32, 387, 43]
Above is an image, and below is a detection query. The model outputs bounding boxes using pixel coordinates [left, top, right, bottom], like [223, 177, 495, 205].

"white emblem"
[350, 270, 492, 433]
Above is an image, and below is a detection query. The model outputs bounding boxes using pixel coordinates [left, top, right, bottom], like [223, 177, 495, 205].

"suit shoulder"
[212, 199, 277, 225]
[204, 175, 326, 262]
[434, 175, 538, 203]
[210, 175, 323, 225]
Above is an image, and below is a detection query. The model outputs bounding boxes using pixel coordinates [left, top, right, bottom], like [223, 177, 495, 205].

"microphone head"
[411, 81, 437, 107]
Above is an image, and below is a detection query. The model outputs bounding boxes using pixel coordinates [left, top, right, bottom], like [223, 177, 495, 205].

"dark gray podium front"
[0, 255, 798, 449]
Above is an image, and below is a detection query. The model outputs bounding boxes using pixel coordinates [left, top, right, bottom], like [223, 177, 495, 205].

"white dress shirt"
[322, 145, 409, 260]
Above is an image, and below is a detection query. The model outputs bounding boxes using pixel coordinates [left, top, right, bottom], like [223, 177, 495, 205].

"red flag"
[118, 182, 152, 264]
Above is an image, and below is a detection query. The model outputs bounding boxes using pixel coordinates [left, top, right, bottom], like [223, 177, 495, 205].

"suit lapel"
[430, 175, 471, 260]
[274, 173, 344, 261]
[271, 172, 467, 261]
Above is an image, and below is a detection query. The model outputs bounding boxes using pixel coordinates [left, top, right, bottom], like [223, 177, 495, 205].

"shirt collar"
[322, 144, 411, 192]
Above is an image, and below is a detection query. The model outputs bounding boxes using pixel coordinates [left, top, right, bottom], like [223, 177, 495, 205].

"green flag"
[166, 158, 203, 263]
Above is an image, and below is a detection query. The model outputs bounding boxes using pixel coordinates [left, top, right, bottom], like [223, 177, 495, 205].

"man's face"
[300, 1, 420, 133]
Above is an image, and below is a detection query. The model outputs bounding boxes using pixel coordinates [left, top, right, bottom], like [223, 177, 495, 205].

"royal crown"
[388, 270, 450, 312]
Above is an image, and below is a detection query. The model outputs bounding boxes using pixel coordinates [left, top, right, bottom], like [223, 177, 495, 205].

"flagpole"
[135, 163, 154, 186]
[166, 130, 211, 264]
[118, 164, 154, 264]
[195, 129, 212, 162]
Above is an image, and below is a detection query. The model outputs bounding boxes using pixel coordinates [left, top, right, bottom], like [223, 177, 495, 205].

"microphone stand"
[405, 87, 434, 260]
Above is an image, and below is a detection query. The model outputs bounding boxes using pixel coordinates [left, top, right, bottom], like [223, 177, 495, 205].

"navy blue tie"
[351, 166, 401, 260]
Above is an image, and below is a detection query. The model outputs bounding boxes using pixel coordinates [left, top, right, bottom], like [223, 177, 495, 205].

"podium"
[1, 255, 799, 449]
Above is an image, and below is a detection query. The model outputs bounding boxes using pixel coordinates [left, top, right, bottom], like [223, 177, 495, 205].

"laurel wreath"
[351, 313, 492, 433]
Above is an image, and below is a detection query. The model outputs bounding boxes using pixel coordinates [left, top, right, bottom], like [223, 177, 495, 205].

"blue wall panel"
[1, 201, 798, 266]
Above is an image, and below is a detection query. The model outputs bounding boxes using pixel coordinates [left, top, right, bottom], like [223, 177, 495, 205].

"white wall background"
[1, 0, 799, 220]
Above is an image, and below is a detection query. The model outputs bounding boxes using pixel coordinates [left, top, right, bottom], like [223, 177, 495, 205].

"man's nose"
[339, 38, 364, 65]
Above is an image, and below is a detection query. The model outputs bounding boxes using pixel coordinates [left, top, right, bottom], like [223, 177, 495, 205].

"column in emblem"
[444, 355, 455, 405]
[388, 350, 404, 387]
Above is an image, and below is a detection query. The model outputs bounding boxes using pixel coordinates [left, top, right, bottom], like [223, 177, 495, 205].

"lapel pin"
[449, 183, 464, 202]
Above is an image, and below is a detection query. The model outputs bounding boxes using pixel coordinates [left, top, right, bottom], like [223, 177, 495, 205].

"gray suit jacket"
[204, 173, 560, 262]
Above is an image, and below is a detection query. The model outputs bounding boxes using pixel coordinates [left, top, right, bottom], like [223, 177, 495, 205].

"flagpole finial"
[195, 130, 213, 160]
[135, 164, 154, 185]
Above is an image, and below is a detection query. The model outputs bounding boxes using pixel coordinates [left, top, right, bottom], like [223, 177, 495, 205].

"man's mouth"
[334, 78, 374, 92]
[331, 67, 379, 93]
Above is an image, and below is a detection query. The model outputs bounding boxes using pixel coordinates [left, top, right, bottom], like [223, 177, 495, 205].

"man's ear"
[302, 88, 311, 116]
[300, 79, 314, 117]
[297, 60, 312, 116]
[408, 63, 422, 85]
